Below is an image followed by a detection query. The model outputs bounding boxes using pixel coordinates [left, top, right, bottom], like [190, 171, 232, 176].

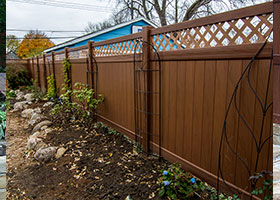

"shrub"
[7, 63, 32, 89]
[158, 164, 205, 199]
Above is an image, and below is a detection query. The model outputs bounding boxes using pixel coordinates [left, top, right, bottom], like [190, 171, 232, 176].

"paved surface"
[0, 156, 5, 200]
[274, 123, 280, 199]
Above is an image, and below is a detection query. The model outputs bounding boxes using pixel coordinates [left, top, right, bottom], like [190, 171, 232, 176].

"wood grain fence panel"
[210, 60, 229, 175]
[191, 61, 205, 166]
[252, 59, 273, 176]
[70, 62, 87, 88]
[183, 61, 195, 162]
[33, 59, 38, 85]
[162, 61, 171, 150]
[167, 61, 178, 154]
[234, 60, 258, 189]
[54, 63, 64, 95]
[222, 60, 242, 185]
[98, 62, 135, 133]
[175, 61, 186, 157]
[200, 60, 216, 171]
[39, 63, 46, 92]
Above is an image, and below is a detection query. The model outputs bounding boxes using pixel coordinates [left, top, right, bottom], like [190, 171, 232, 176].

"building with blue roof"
[44, 17, 157, 53]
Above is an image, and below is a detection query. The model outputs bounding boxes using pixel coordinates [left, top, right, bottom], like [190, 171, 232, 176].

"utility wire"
[6, 36, 78, 39]
[8, 0, 113, 11]
[7, 29, 87, 33]
[7, 0, 114, 12]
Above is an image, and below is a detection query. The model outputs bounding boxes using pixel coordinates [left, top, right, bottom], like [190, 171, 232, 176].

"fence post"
[51, 51, 57, 96]
[36, 55, 41, 88]
[88, 41, 94, 91]
[142, 26, 153, 153]
[31, 57, 34, 80]
[43, 54, 47, 93]
[64, 47, 71, 90]
[274, 0, 280, 123]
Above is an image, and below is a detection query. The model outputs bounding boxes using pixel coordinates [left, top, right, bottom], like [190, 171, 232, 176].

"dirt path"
[6, 105, 169, 200]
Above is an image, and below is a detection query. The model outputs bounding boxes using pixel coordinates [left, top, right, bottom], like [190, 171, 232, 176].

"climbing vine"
[46, 74, 57, 99]
[62, 58, 71, 89]
[51, 58, 104, 127]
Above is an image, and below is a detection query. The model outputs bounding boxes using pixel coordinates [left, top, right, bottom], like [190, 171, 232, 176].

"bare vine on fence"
[217, 31, 273, 199]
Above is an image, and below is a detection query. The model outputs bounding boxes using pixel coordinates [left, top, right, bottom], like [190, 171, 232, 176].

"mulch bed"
[7, 100, 170, 200]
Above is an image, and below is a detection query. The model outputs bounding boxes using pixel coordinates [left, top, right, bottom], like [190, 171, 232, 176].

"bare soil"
[6, 102, 170, 200]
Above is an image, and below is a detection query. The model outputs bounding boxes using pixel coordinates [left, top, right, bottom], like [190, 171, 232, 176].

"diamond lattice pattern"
[152, 14, 273, 52]
[94, 39, 142, 57]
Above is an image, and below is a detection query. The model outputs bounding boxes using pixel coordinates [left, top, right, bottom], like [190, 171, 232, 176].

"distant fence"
[8, 2, 276, 199]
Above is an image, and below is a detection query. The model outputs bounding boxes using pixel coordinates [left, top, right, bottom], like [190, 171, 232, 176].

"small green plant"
[73, 82, 104, 117]
[6, 90, 16, 99]
[158, 164, 205, 199]
[5, 100, 13, 110]
[250, 171, 272, 200]
[207, 188, 240, 200]
[46, 74, 57, 99]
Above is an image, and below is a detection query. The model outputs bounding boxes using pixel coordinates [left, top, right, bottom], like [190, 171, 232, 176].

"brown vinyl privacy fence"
[18, 2, 276, 199]
[274, 0, 280, 123]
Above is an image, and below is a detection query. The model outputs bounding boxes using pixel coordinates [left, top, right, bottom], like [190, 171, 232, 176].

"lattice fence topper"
[94, 38, 142, 57]
[54, 53, 66, 61]
[69, 49, 88, 59]
[151, 13, 273, 51]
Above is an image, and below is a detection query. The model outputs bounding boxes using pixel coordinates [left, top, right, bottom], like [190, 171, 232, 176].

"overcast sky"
[7, 0, 270, 45]
[7, 0, 115, 44]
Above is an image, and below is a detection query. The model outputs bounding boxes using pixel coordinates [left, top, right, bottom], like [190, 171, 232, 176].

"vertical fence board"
[234, 60, 257, 189]
[175, 61, 186, 157]
[191, 61, 205, 166]
[183, 61, 195, 162]
[211, 60, 228, 175]
[222, 60, 242, 184]
[168, 61, 178, 154]
[200, 60, 216, 171]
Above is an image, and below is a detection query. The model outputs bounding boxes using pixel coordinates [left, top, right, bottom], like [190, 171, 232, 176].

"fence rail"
[8, 2, 277, 199]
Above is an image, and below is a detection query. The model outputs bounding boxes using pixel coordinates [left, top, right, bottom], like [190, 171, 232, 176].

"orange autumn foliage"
[17, 31, 55, 59]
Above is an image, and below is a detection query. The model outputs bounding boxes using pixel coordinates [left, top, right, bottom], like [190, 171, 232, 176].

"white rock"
[55, 147, 67, 159]
[33, 107, 41, 114]
[32, 131, 41, 137]
[34, 141, 48, 151]
[32, 120, 53, 133]
[274, 145, 280, 161]
[44, 128, 54, 135]
[13, 101, 32, 112]
[41, 126, 48, 131]
[21, 108, 34, 118]
[274, 135, 280, 145]
[43, 102, 54, 108]
[274, 123, 280, 135]
[27, 136, 42, 150]
[29, 113, 44, 126]
[24, 93, 35, 101]
[34, 147, 57, 162]
[16, 91, 24, 100]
